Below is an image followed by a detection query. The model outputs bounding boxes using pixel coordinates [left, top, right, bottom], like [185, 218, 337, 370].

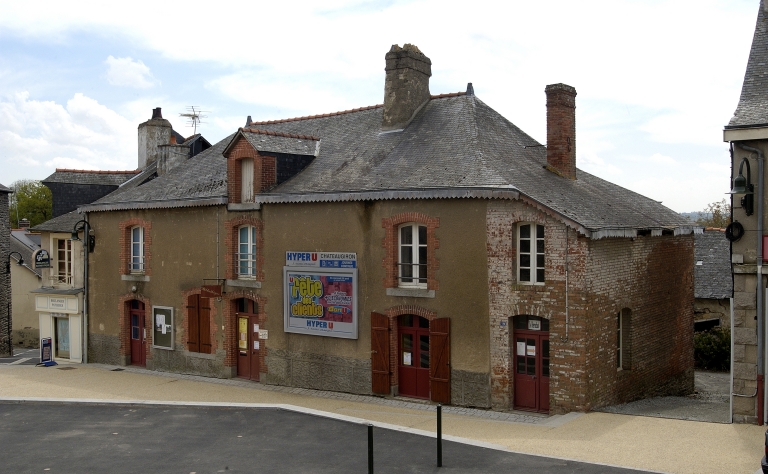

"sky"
[0, 0, 761, 213]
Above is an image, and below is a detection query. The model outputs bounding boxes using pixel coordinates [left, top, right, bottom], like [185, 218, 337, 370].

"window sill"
[122, 274, 150, 282]
[228, 202, 261, 211]
[226, 279, 262, 289]
[386, 287, 435, 298]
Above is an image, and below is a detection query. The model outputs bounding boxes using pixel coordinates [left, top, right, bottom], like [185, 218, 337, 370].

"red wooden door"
[371, 312, 391, 395]
[513, 330, 550, 413]
[398, 314, 430, 399]
[129, 300, 146, 366]
[236, 299, 259, 381]
[429, 318, 451, 404]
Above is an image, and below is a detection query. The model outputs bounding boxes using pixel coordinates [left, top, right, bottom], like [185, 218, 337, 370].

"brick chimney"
[382, 44, 432, 130]
[545, 84, 577, 180]
[137, 107, 172, 170]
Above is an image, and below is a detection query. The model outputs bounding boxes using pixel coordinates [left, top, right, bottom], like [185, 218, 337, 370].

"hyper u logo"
[307, 320, 334, 329]
[287, 252, 318, 262]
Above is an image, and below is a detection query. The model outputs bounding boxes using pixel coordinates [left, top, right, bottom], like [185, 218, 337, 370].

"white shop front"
[33, 291, 82, 363]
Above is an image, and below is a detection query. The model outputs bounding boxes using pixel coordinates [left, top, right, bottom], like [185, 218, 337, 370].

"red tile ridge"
[55, 168, 141, 174]
[249, 104, 384, 125]
[239, 128, 320, 141]
[704, 227, 726, 232]
[430, 91, 467, 99]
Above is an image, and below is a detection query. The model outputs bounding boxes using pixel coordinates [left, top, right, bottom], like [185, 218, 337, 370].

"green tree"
[696, 198, 731, 229]
[8, 180, 52, 228]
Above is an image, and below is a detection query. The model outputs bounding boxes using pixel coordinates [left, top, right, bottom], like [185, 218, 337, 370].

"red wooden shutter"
[186, 294, 200, 352]
[429, 318, 451, 404]
[200, 296, 212, 354]
[371, 312, 391, 395]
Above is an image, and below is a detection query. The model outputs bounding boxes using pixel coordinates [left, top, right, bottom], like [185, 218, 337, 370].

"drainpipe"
[738, 143, 764, 425]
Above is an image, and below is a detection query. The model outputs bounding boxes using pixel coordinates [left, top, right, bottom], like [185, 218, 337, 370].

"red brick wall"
[381, 212, 440, 290]
[223, 216, 264, 281]
[118, 218, 152, 276]
[545, 84, 577, 180]
[222, 290, 267, 370]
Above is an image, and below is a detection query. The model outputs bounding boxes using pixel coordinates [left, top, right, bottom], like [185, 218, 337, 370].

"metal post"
[368, 424, 373, 474]
[437, 403, 443, 467]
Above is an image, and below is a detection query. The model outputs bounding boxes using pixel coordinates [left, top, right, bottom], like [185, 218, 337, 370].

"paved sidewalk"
[0, 363, 764, 474]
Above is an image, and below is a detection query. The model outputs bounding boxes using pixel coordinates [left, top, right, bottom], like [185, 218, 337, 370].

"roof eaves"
[81, 196, 227, 213]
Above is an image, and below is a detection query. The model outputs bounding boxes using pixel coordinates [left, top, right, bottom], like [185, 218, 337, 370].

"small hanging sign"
[528, 319, 541, 331]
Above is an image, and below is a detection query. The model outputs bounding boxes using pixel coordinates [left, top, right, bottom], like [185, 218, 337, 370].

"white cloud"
[0, 91, 138, 182]
[104, 56, 157, 88]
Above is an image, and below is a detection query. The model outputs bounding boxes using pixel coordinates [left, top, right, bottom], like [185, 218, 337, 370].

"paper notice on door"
[403, 352, 412, 366]
[161, 324, 167, 335]
[253, 340, 260, 350]
[527, 345, 536, 357]
[253, 324, 259, 333]
[155, 314, 165, 328]
[516, 342, 526, 356]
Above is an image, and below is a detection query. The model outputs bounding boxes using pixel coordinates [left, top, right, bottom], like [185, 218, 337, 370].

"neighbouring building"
[0, 182, 12, 357]
[694, 229, 732, 332]
[10, 225, 42, 347]
[723, 0, 768, 424]
[80, 44, 697, 414]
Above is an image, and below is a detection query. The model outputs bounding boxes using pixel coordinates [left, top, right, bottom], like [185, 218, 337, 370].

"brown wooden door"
[371, 312, 390, 395]
[513, 330, 550, 413]
[429, 318, 451, 404]
[398, 314, 430, 399]
[187, 294, 212, 354]
[129, 300, 146, 366]
[236, 299, 259, 381]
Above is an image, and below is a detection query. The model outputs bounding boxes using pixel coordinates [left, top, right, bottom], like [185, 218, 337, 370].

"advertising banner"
[284, 252, 358, 339]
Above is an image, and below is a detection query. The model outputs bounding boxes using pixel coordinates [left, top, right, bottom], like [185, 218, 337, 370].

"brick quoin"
[222, 290, 267, 372]
[223, 216, 264, 281]
[118, 218, 152, 276]
[383, 305, 437, 389]
[118, 293, 152, 363]
[382, 212, 440, 290]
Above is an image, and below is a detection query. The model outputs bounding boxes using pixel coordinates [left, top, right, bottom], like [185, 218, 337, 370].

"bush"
[694, 327, 730, 371]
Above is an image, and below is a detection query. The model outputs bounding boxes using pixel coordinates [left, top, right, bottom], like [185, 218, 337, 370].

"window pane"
[536, 269, 545, 283]
[527, 357, 536, 375]
[418, 226, 427, 245]
[536, 239, 544, 253]
[418, 316, 429, 329]
[536, 225, 544, 238]
[542, 339, 549, 358]
[542, 358, 549, 377]
[418, 246, 427, 265]
[132, 327, 139, 340]
[536, 255, 545, 268]
[419, 335, 429, 368]
[520, 254, 530, 267]
[520, 269, 530, 282]
[520, 240, 530, 253]
[239, 226, 248, 243]
[541, 318, 549, 332]
[519, 224, 530, 239]
[517, 356, 526, 374]
[401, 225, 412, 245]
[399, 314, 413, 327]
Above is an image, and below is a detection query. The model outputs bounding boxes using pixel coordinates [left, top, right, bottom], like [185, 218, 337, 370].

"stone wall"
[265, 348, 372, 395]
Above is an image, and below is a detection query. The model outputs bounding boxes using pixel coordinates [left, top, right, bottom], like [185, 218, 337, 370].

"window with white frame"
[130, 226, 145, 273]
[241, 158, 254, 203]
[518, 223, 545, 284]
[398, 224, 427, 288]
[54, 238, 72, 285]
[238, 225, 257, 278]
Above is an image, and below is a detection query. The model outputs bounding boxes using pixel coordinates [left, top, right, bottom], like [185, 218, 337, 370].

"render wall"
[11, 265, 40, 347]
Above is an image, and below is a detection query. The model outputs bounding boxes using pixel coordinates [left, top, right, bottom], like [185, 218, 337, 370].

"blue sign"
[40, 337, 52, 363]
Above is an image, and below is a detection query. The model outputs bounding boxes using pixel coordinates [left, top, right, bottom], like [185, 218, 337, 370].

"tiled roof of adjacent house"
[43, 169, 140, 186]
[728, 3, 768, 128]
[30, 210, 85, 233]
[83, 94, 692, 237]
[10, 231, 41, 277]
[694, 230, 732, 300]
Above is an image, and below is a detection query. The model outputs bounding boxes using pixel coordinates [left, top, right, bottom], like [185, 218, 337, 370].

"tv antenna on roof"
[179, 106, 208, 135]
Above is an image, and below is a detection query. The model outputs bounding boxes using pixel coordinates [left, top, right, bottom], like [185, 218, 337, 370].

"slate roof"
[43, 169, 140, 186]
[694, 230, 732, 299]
[82, 93, 693, 238]
[31, 210, 84, 233]
[728, 2, 768, 128]
[236, 128, 320, 156]
[10, 231, 41, 277]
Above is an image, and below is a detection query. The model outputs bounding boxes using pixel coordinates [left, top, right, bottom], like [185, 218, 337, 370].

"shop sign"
[50, 298, 67, 310]
[201, 285, 222, 297]
[32, 249, 51, 269]
[285, 252, 357, 268]
[283, 262, 358, 339]
[528, 320, 541, 331]
[40, 337, 52, 363]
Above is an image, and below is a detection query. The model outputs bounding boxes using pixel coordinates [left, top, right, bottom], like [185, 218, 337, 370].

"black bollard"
[368, 423, 374, 474]
[437, 404, 443, 467]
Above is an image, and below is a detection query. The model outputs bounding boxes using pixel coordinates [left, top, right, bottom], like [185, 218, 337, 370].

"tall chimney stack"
[137, 107, 172, 170]
[382, 44, 432, 130]
[545, 84, 577, 180]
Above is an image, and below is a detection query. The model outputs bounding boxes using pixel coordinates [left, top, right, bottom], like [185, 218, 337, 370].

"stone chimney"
[545, 84, 577, 180]
[157, 134, 189, 176]
[137, 107, 172, 169]
[382, 44, 432, 130]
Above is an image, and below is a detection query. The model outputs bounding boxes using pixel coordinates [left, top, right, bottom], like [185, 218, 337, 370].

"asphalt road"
[0, 347, 39, 366]
[0, 402, 652, 474]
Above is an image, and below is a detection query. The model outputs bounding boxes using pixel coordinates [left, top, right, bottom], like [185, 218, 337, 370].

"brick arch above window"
[382, 212, 439, 290]
[119, 218, 152, 276]
[224, 216, 264, 281]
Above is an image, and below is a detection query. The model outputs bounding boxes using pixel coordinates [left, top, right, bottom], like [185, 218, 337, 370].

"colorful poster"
[284, 265, 358, 339]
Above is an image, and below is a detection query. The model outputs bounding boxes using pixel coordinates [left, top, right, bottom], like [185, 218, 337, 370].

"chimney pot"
[152, 107, 163, 119]
[382, 44, 432, 130]
[545, 83, 577, 180]
[138, 107, 172, 169]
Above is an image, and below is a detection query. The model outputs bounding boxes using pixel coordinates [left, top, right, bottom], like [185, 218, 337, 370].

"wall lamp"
[71, 219, 95, 252]
[729, 157, 755, 216]
[6, 251, 24, 274]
